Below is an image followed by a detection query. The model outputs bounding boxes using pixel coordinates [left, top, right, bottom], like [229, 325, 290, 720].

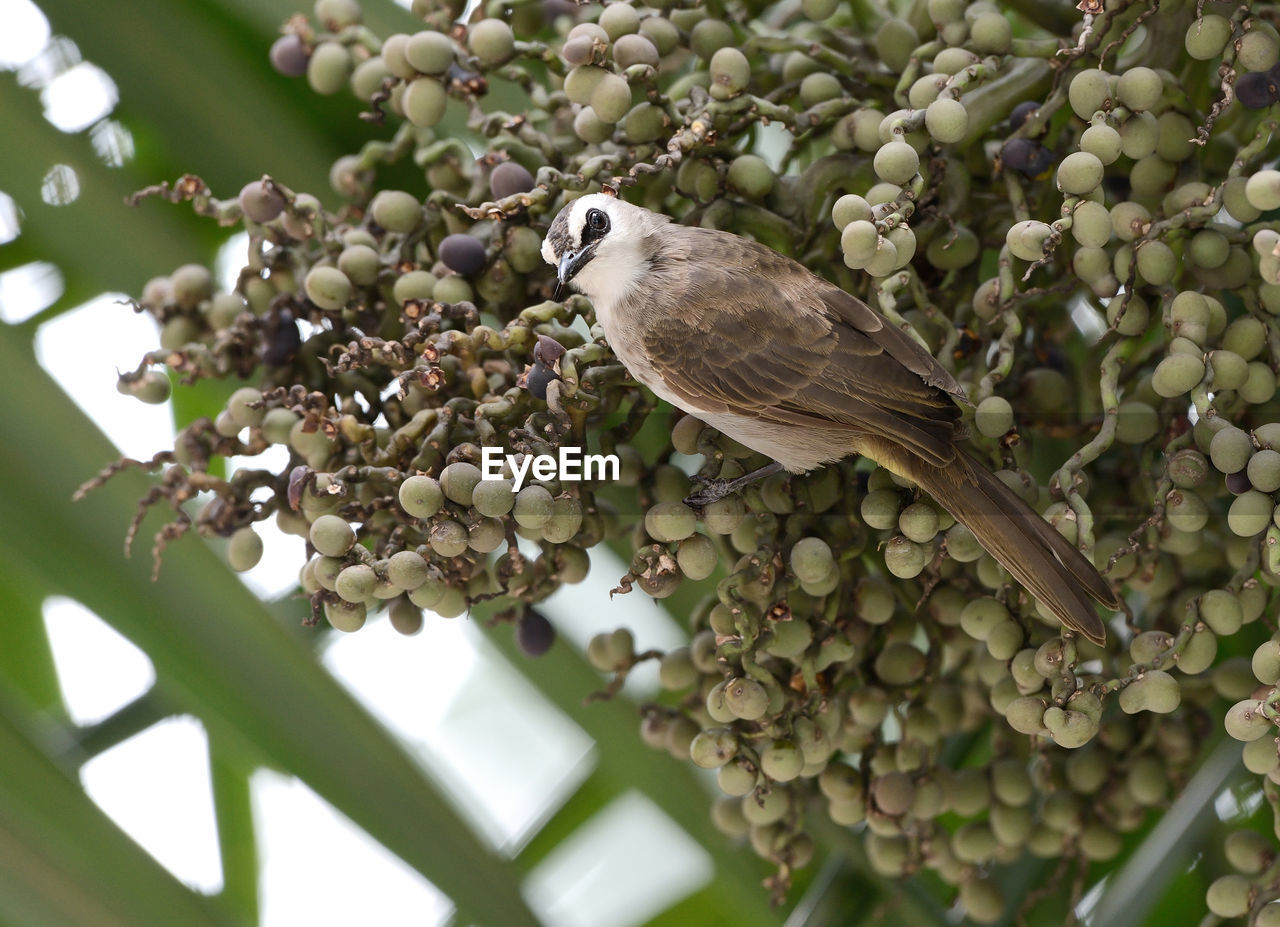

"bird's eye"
[585, 208, 609, 234]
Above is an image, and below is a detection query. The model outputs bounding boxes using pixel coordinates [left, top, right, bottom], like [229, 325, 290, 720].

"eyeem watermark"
[481, 446, 620, 492]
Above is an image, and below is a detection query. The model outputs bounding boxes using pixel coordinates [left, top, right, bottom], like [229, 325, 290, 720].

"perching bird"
[541, 192, 1120, 644]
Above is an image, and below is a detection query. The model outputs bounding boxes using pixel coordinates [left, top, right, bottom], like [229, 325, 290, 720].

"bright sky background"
[0, 1, 714, 923]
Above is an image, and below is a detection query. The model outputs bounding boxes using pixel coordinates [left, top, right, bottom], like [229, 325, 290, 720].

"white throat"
[571, 240, 646, 328]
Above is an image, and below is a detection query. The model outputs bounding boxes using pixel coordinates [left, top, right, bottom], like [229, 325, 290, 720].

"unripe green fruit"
[874, 140, 920, 184]
[405, 30, 454, 75]
[387, 550, 430, 590]
[337, 245, 379, 286]
[1118, 670, 1180, 714]
[1080, 123, 1122, 165]
[381, 33, 415, 79]
[335, 563, 377, 603]
[1115, 402, 1158, 444]
[1229, 490, 1272, 536]
[612, 33, 658, 69]
[841, 220, 879, 266]
[969, 11, 1011, 54]
[591, 73, 632, 123]
[790, 537, 835, 584]
[1210, 350, 1249, 391]
[512, 485, 554, 529]
[933, 46, 977, 75]
[439, 462, 482, 506]
[874, 640, 926, 686]
[564, 65, 606, 104]
[1223, 316, 1267, 361]
[690, 19, 734, 60]
[883, 535, 928, 578]
[370, 190, 422, 234]
[304, 266, 351, 311]
[898, 501, 939, 543]
[598, 2, 639, 39]
[1134, 240, 1176, 285]
[1068, 69, 1110, 119]
[1150, 354, 1204, 397]
[310, 514, 355, 557]
[638, 17, 678, 55]
[429, 520, 468, 557]
[645, 501, 696, 542]
[1240, 362, 1277, 405]
[1238, 26, 1280, 72]
[227, 527, 264, 572]
[1206, 874, 1253, 918]
[1200, 588, 1244, 635]
[924, 98, 967, 144]
[1224, 829, 1273, 875]
[399, 475, 444, 518]
[472, 478, 514, 517]
[1006, 220, 1051, 262]
[727, 154, 774, 199]
[800, 71, 842, 106]
[760, 739, 804, 781]
[927, 225, 979, 269]
[307, 42, 352, 95]
[1185, 14, 1231, 60]
[723, 676, 769, 720]
[1057, 151, 1103, 195]
[690, 728, 738, 769]
[1225, 699, 1271, 741]
[1116, 66, 1162, 111]
[974, 396, 1013, 438]
[1042, 705, 1098, 748]
[1253, 640, 1280, 685]
[676, 534, 717, 580]
[468, 19, 514, 67]
[586, 627, 635, 672]
[325, 599, 367, 632]
[1210, 425, 1254, 474]
[393, 270, 436, 306]
[832, 194, 872, 230]
[573, 106, 612, 143]
[1071, 200, 1111, 248]
[403, 76, 447, 127]
[1247, 170, 1280, 211]
[873, 18, 918, 73]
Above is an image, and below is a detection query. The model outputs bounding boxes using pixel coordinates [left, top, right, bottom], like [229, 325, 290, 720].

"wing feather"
[639, 234, 965, 466]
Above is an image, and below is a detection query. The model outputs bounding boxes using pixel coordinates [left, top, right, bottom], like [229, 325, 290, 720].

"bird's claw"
[684, 478, 737, 508]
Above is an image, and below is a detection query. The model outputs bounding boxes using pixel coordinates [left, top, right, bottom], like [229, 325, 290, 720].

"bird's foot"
[684, 478, 739, 508]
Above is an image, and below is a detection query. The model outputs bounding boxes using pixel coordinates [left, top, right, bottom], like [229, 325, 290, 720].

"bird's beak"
[554, 244, 596, 300]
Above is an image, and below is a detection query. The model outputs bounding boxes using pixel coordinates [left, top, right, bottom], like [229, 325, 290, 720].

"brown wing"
[641, 233, 965, 467]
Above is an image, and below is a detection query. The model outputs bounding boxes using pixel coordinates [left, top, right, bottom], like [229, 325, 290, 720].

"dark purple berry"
[533, 334, 566, 367]
[1236, 71, 1279, 109]
[524, 360, 558, 399]
[438, 233, 487, 275]
[263, 310, 301, 365]
[489, 161, 536, 199]
[516, 608, 556, 656]
[270, 35, 310, 77]
[1226, 469, 1253, 495]
[1008, 100, 1040, 130]
[1001, 137, 1056, 178]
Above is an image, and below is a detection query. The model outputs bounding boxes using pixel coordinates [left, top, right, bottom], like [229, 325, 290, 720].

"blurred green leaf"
[0, 692, 245, 927]
[0, 326, 542, 927]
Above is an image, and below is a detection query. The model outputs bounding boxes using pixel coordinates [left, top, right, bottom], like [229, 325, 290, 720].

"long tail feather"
[910, 453, 1119, 644]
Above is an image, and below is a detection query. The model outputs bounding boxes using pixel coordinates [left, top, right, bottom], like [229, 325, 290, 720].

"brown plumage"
[542, 194, 1120, 643]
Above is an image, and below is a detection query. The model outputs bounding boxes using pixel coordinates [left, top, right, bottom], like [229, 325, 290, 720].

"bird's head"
[541, 193, 669, 303]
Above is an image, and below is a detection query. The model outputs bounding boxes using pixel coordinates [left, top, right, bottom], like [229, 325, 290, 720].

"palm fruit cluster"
[85, 0, 1280, 920]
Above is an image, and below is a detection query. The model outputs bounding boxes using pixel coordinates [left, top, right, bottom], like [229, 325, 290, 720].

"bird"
[540, 192, 1120, 644]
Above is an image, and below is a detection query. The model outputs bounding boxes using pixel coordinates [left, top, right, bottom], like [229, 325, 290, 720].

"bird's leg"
[684, 461, 785, 507]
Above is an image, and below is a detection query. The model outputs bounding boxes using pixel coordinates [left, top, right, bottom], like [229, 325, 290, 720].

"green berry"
[1056, 151, 1103, 195]
[310, 514, 355, 557]
[723, 676, 769, 720]
[325, 599, 367, 632]
[645, 501, 696, 542]
[873, 140, 920, 184]
[468, 19, 515, 67]
[399, 475, 444, 518]
[439, 461, 481, 506]
[304, 266, 352, 311]
[405, 30, 455, 75]
[924, 98, 967, 143]
[370, 190, 422, 234]
[335, 563, 377, 603]
[227, 527, 264, 572]
[1117, 670, 1181, 714]
[1116, 66, 1162, 111]
[403, 76, 447, 127]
